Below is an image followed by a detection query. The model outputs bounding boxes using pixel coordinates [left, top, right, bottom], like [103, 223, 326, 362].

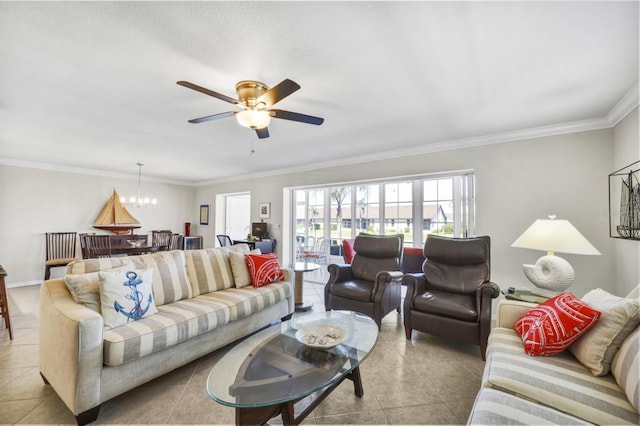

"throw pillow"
[64, 272, 101, 313]
[515, 292, 601, 356]
[245, 253, 285, 288]
[229, 249, 261, 288]
[99, 268, 158, 330]
[569, 288, 640, 376]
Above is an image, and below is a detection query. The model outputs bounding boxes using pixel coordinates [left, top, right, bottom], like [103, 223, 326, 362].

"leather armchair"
[403, 235, 500, 360]
[324, 234, 404, 329]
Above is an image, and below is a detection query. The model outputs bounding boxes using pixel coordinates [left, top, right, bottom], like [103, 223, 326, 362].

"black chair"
[403, 235, 500, 360]
[217, 235, 233, 247]
[324, 234, 404, 329]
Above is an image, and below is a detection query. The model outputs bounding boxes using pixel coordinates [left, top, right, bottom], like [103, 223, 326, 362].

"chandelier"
[120, 163, 157, 208]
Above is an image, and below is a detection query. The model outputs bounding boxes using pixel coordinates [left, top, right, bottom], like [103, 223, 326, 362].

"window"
[290, 171, 474, 258]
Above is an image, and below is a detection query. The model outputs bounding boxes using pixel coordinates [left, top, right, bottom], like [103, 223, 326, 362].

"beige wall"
[197, 128, 619, 298]
[0, 165, 196, 284]
[613, 106, 640, 295]
[2, 115, 638, 299]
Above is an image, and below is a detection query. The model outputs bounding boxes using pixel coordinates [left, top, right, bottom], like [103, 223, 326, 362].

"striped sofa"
[468, 290, 640, 425]
[39, 245, 294, 425]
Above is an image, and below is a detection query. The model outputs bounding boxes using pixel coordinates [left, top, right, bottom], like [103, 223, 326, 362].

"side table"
[0, 265, 12, 339]
[502, 288, 548, 304]
[291, 262, 321, 312]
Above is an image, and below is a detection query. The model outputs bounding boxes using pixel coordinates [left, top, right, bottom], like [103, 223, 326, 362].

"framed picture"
[199, 204, 210, 226]
[259, 202, 271, 219]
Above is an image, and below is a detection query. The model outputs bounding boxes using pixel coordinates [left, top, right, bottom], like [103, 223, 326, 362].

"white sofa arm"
[39, 279, 104, 416]
[281, 267, 295, 314]
[496, 299, 537, 329]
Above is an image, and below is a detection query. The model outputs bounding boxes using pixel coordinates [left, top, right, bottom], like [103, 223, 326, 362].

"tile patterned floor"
[0, 269, 485, 425]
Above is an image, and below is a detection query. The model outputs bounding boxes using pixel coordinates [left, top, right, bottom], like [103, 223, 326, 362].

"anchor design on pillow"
[114, 271, 153, 321]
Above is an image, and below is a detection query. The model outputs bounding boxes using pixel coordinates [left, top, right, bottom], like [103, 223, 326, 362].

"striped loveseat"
[39, 245, 294, 425]
[467, 287, 640, 425]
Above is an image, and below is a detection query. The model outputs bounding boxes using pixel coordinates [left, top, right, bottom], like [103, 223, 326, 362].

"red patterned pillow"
[515, 292, 601, 356]
[245, 253, 285, 288]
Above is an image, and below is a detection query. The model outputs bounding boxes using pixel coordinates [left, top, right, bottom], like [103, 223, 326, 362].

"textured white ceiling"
[0, 1, 638, 185]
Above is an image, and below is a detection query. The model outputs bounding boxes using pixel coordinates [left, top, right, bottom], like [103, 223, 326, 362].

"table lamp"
[511, 215, 601, 297]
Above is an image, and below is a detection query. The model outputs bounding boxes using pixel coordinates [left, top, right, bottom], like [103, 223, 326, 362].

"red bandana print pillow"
[515, 292, 601, 356]
[245, 253, 285, 288]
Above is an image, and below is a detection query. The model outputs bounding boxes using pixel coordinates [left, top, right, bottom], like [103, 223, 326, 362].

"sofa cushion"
[196, 281, 291, 322]
[129, 250, 192, 306]
[229, 248, 262, 288]
[570, 288, 640, 376]
[467, 387, 591, 425]
[515, 292, 600, 356]
[184, 245, 250, 295]
[64, 272, 102, 313]
[611, 326, 640, 413]
[102, 296, 230, 366]
[66, 257, 132, 275]
[99, 268, 158, 330]
[245, 253, 285, 288]
[484, 327, 639, 425]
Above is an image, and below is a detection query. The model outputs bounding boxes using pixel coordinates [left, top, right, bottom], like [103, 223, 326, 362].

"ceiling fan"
[177, 79, 324, 139]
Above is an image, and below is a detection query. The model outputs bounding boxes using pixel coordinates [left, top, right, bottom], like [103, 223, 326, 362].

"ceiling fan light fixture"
[236, 109, 271, 129]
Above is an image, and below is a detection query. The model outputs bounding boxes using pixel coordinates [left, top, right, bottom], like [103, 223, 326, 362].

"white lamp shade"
[236, 109, 271, 129]
[511, 218, 600, 255]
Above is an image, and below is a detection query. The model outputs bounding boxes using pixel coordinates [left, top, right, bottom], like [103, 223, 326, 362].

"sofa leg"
[404, 327, 412, 340]
[374, 318, 381, 330]
[40, 372, 50, 385]
[76, 406, 100, 426]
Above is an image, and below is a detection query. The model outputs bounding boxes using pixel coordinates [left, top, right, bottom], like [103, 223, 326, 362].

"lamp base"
[522, 255, 575, 295]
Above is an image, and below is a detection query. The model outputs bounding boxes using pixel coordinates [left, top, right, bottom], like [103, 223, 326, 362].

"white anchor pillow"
[99, 268, 158, 330]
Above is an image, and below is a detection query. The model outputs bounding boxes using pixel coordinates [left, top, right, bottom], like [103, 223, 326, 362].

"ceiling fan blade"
[177, 81, 239, 105]
[255, 127, 270, 139]
[270, 109, 324, 125]
[258, 79, 301, 107]
[187, 111, 235, 124]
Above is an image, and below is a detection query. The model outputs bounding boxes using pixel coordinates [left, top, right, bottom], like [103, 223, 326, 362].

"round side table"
[290, 262, 321, 312]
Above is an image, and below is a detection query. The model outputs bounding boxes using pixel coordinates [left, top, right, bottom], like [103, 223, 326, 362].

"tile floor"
[0, 267, 485, 425]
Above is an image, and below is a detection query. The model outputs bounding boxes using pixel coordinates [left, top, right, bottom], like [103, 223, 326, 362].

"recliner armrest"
[376, 270, 403, 282]
[403, 273, 427, 303]
[327, 263, 354, 284]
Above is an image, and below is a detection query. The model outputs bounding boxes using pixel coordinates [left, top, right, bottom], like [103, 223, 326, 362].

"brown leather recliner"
[403, 235, 500, 360]
[325, 234, 404, 329]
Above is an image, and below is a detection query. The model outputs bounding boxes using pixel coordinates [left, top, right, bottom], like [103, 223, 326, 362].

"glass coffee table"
[207, 311, 378, 425]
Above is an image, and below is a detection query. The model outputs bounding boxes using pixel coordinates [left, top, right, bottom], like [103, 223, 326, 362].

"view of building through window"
[292, 172, 474, 258]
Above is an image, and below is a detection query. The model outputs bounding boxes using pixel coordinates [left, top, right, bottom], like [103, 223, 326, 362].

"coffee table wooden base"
[235, 366, 363, 426]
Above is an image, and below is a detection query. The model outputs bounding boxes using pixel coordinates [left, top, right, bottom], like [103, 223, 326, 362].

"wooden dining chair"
[84, 235, 112, 259]
[45, 232, 80, 280]
[152, 230, 172, 251]
[168, 234, 184, 251]
[78, 233, 95, 259]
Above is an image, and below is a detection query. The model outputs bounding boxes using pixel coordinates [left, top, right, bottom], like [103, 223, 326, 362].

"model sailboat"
[93, 190, 141, 234]
[617, 168, 640, 239]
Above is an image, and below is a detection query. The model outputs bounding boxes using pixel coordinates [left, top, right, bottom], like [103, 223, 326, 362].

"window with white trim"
[290, 171, 475, 258]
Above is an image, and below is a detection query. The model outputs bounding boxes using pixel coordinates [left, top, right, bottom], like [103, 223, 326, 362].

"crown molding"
[607, 81, 639, 127]
[3, 83, 638, 188]
[0, 157, 192, 186]
[199, 83, 639, 186]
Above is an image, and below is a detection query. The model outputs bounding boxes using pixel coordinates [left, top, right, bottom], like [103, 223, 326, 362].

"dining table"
[110, 245, 159, 256]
